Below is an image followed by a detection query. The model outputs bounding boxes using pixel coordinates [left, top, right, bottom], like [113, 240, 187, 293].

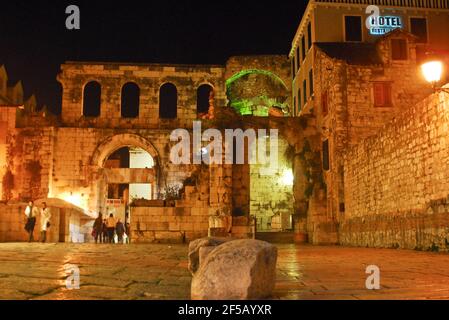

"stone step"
[255, 231, 295, 244]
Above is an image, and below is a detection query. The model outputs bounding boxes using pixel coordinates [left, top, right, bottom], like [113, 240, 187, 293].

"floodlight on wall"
[280, 169, 294, 186]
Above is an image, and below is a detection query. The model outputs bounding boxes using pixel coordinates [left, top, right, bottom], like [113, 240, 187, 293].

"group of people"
[92, 213, 131, 244]
[24, 201, 52, 243]
[25, 201, 131, 244]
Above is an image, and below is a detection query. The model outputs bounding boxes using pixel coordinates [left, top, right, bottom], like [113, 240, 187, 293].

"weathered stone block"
[188, 237, 235, 275]
[191, 239, 278, 300]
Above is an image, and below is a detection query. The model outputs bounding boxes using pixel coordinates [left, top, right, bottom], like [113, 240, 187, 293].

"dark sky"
[0, 0, 307, 114]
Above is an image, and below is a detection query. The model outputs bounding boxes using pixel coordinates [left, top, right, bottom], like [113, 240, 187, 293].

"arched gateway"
[91, 134, 160, 221]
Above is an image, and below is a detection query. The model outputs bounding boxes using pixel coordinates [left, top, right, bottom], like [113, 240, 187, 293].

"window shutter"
[373, 82, 392, 108]
[385, 84, 391, 107]
[373, 83, 385, 107]
[391, 39, 407, 60]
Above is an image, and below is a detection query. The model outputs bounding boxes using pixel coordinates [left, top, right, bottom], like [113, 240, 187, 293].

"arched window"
[121, 82, 140, 118]
[83, 81, 101, 117]
[197, 84, 213, 114]
[159, 83, 178, 119]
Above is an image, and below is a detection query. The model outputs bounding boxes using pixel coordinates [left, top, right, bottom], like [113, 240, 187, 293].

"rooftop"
[312, 0, 449, 10]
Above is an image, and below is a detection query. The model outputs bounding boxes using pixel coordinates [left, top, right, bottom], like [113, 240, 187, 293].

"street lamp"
[421, 60, 449, 93]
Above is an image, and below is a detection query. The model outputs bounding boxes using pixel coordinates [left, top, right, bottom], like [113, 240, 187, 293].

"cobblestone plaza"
[2, 243, 449, 300]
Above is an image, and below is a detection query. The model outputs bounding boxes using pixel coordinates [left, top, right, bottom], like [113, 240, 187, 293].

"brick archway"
[91, 133, 160, 168]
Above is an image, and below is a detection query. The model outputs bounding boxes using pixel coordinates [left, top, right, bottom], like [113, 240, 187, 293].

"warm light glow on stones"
[280, 169, 294, 186]
[58, 192, 84, 208]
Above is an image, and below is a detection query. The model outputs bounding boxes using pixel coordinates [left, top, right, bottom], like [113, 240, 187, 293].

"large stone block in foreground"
[191, 239, 278, 300]
[188, 237, 234, 275]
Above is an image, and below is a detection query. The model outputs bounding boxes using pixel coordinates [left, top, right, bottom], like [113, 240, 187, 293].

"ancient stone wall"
[250, 137, 294, 231]
[8, 127, 55, 201]
[341, 90, 449, 251]
[57, 62, 227, 129]
[131, 206, 209, 243]
[0, 107, 18, 199]
[308, 31, 432, 244]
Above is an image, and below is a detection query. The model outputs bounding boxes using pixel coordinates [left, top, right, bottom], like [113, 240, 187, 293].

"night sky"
[0, 1, 307, 114]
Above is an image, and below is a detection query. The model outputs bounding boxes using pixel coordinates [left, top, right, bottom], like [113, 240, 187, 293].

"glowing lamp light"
[280, 170, 294, 186]
[58, 192, 84, 208]
[421, 61, 443, 84]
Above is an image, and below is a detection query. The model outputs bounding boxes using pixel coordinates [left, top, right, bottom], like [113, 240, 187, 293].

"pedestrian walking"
[106, 214, 116, 243]
[116, 218, 125, 244]
[40, 202, 51, 243]
[102, 219, 108, 243]
[24, 201, 39, 242]
[93, 213, 103, 244]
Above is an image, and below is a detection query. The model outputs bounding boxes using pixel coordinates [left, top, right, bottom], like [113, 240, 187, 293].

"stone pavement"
[1, 243, 449, 300]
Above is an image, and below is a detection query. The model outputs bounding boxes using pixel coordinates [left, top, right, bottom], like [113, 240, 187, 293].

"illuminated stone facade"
[0, 56, 295, 243]
[288, 0, 449, 247]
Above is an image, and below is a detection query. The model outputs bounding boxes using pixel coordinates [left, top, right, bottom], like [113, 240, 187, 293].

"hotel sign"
[366, 5, 403, 35]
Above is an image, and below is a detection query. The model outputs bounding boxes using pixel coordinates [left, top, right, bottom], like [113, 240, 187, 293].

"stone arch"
[225, 55, 292, 90]
[225, 69, 290, 116]
[92, 133, 160, 168]
[225, 69, 288, 91]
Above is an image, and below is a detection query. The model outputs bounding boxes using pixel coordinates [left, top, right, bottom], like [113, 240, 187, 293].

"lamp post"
[421, 60, 449, 93]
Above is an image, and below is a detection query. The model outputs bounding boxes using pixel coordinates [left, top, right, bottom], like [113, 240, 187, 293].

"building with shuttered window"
[290, 0, 449, 116]
[288, 0, 449, 244]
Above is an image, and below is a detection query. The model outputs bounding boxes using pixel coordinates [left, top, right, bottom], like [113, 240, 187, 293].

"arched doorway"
[103, 146, 155, 223]
[91, 134, 160, 221]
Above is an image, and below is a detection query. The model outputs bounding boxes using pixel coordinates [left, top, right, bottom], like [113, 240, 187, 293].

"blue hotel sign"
[369, 16, 403, 35]
[366, 6, 403, 35]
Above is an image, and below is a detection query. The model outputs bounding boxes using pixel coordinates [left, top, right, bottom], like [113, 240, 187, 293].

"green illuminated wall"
[226, 69, 290, 116]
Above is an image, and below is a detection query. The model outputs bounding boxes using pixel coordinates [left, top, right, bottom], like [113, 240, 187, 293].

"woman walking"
[40, 202, 51, 243]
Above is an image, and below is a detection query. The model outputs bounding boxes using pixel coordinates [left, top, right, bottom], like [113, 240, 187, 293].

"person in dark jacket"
[93, 213, 103, 244]
[116, 218, 125, 244]
[24, 201, 39, 242]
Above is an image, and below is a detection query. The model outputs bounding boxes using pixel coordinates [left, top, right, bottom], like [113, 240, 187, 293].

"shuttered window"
[373, 82, 392, 108]
[391, 39, 407, 60]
